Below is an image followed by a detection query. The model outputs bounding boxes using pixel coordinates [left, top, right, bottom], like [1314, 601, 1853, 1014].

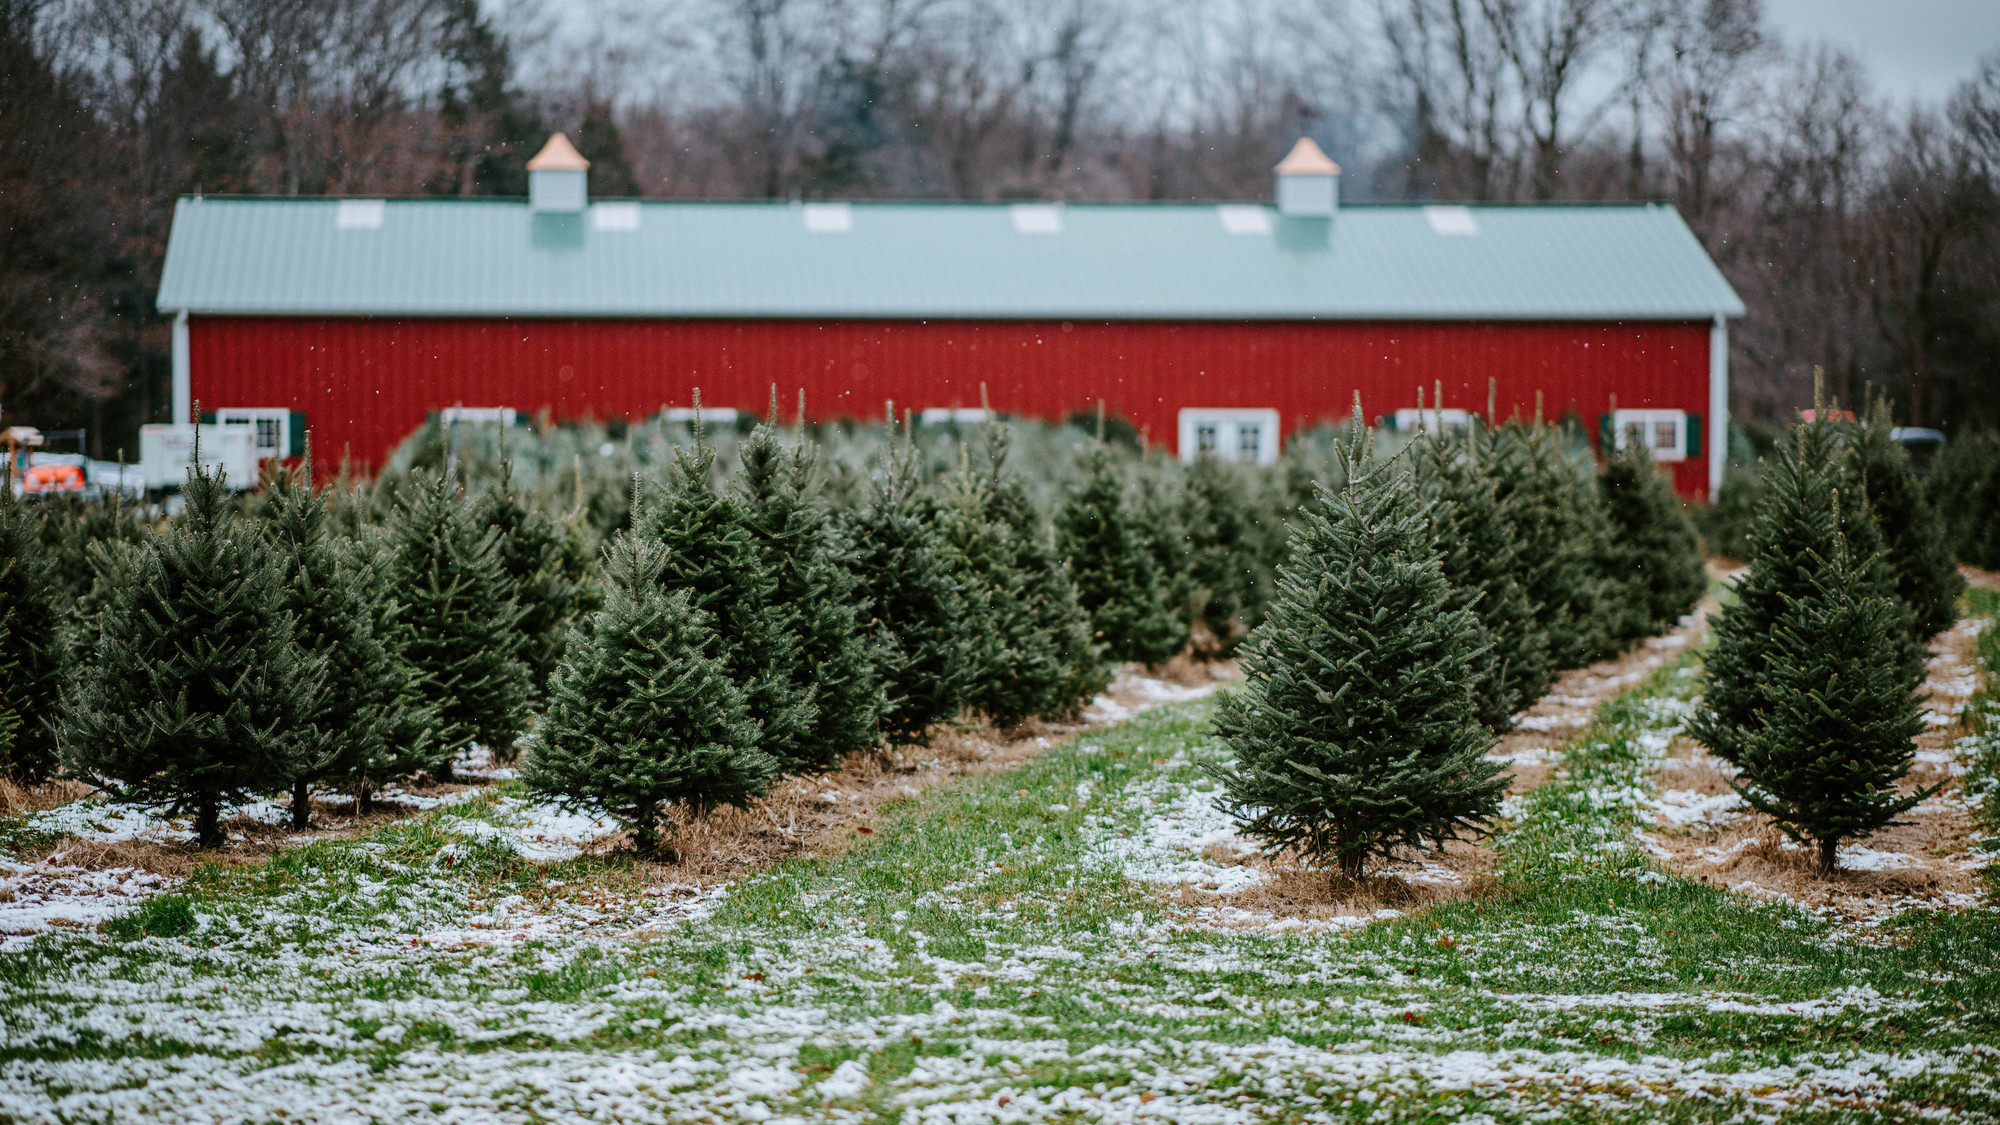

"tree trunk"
[291, 776, 312, 831]
[1818, 836, 1840, 877]
[197, 798, 223, 850]
[634, 800, 657, 856]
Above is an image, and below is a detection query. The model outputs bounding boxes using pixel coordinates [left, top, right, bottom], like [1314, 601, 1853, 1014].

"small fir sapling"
[522, 507, 772, 856]
[263, 447, 429, 829]
[1597, 440, 1707, 634]
[0, 470, 69, 780]
[1491, 419, 1617, 670]
[1928, 430, 2000, 569]
[735, 414, 885, 768]
[337, 527, 440, 808]
[388, 468, 531, 779]
[1410, 422, 1552, 730]
[642, 411, 816, 771]
[844, 441, 969, 745]
[1850, 398, 1962, 640]
[472, 457, 594, 702]
[1208, 402, 1506, 880]
[60, 449, 320, 849]
[1132, 470, 1197, 635]
[1179, 458, 1270, 649]
[1056, 446, 1189, 665]
[1693, 405, 1931, 873]
[939, 430, 1107, 727]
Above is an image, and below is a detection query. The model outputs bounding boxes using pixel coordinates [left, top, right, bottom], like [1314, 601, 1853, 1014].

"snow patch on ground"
[1081, 747, 1267, 893]
[1083, 674, 1223, 724]
[0, 859, 171, 951]
[437, 797, 627, 862]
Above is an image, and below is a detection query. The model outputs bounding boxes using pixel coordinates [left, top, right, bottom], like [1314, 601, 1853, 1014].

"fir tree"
[264, 451, 431, 829]
[61, 455, 318, 849]
[1851, 400, 1962, 640]
[1492, 420, 1617, 670]
[642, 428, 816, 771]
[1929, 430, 2000, 569]
[338, 528, 441, 808]
[845, 443, 968, 745]
[0, 474, 68, 780]
[735, 420, 885, 769]
[1598, 441, 1707, 636]
[1208, 409, 1505, 880]
[388, 469, 531, 779]
[472, 457, 593, 701]
[522, 519, 772, 856]
[1179, 458, 1274, 648]
[939, 431, 1107, 727]
[1410, 423, 1552, 730]
[1056, 447, 1188, 665]
[1692, 411, 1930, 873]
[1132, 470, 1197, 634]
[1727, 528, 1933, 874]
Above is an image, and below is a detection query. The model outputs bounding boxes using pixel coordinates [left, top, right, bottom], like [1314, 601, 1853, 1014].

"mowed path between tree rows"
[1, 588, 1997, 1123]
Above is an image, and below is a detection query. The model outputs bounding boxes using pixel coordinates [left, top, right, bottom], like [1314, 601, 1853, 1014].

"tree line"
[4, 0, 1999, 452]
[1, 406, 1705, 852]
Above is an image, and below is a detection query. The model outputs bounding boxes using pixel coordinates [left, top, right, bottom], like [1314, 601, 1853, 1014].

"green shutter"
[1685, 414, 1702, 457]
[288, 411, 307, 457]
[1598, 413, 1613, 450]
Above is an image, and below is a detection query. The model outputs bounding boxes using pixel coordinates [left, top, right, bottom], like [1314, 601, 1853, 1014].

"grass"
[3, 652, 1998, 1121]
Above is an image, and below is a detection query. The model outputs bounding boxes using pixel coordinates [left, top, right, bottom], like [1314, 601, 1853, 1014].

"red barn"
[157, 136, 1744, 496]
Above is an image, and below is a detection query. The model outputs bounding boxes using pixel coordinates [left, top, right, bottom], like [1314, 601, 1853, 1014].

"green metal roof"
[156, 196, 1745, 321]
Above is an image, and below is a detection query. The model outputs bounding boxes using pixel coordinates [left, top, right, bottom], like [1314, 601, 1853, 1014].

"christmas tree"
[472, 457, 594, 701]
[844, 442, 969, 745]
[522, 518, 772, 856]
[61, 451, 319, 849]
[1056, 447, 1188, 665]
[1178, 458, 1274, 649]
[1491, 419, 1616, 669]
[642, 423, 815, 771]
[387, 469, 531, 779]
[263, 448, 430, 828]
[336, 527, 441, 809]
[1851, 399, 1962, 640]
[1726, 525, 1933, 874]
[0, 472, 69, 780]
[1693, 407, 1930, 873]
[1209, 404, 1505, 880]
[1410, 423, 1552, 730]
[735, 419, 885, 769]
[938, 431, 1106, 727]
[1597, 441, 1706, 636]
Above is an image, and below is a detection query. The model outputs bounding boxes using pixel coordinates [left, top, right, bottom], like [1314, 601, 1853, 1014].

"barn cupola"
[1274, 137, 1339, 217]
[527, 133, 590, 212]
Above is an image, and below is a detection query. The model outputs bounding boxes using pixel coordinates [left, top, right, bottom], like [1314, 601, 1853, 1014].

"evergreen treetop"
[1850, 399, 1962, 640]
[1491, 420, 1616, 670]
[522, 513, 772, 855]
[1209, 407, 1505, 879]
[61, 454, 319, 848]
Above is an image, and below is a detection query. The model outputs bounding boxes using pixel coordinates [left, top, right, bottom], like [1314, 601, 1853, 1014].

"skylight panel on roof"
[334, 200, 385, 230]
[590, 202, 641, 231]
[1424, 206, 1479, 236]
[801, 203, 852, 233]
[1011, 204, 1062, 234]
[1216, 205, 1273, 235]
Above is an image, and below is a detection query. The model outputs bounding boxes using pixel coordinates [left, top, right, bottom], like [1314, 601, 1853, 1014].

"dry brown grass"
[1181, 838, 1499, 929]
[0, 778, 93, 816]
[1647, 607, 1991, 925]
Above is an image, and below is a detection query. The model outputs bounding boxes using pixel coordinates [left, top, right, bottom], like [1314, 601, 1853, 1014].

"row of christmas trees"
[3, 402, 1715, 853]
[1211, 394, 1962, 879]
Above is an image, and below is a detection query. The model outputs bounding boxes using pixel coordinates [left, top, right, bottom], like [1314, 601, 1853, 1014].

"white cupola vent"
[1274, 137, 1340, 218]
[527, 133, 590, 212]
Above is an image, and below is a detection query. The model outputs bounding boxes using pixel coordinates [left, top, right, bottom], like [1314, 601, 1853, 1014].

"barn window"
[1607, 409, 1695, 462]
[1179, 409, 1280, 466]
[215, 408, 298, 462]
[1391, 407, 1471, 433]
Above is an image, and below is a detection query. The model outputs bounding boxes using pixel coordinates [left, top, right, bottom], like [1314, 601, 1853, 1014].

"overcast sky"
[1762, 0, 2000, 104]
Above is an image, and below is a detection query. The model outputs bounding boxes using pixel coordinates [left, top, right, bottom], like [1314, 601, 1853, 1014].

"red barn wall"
[189, 316, 1716, 496]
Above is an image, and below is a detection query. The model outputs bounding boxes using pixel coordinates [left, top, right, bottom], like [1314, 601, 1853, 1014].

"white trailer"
[139, 424, 258, 491]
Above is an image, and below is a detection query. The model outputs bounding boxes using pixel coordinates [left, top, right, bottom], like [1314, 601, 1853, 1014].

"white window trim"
[1178, 408, 1280, 466]
[1392, 407, 1472, 433]
[214, 408, 294, 460]
[1610, 408, 1688, 462]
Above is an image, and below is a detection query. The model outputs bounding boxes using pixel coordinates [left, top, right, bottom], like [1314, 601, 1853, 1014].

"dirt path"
[1642, 570, 1994, 930]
